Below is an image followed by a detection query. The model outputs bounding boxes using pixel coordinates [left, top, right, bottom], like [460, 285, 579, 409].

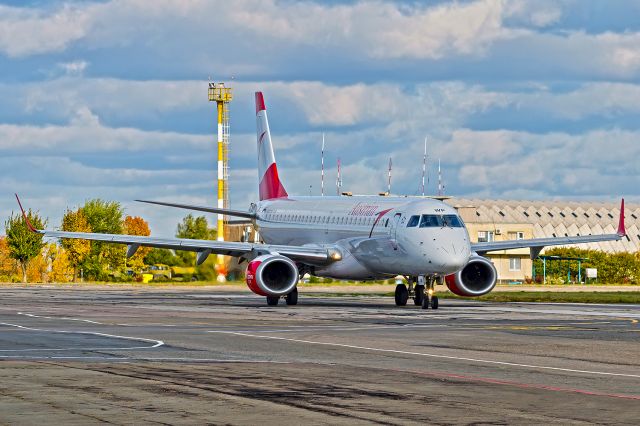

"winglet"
[617, 198, 626, 237]
[255, 91, 266, 114]
[14, 194, 38, 233]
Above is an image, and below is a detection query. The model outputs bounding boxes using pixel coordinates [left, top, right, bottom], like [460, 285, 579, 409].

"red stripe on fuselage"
[259, 163, 288, 201]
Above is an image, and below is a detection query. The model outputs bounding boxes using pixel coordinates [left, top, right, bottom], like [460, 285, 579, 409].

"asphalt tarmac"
[0, 286, 638, 425]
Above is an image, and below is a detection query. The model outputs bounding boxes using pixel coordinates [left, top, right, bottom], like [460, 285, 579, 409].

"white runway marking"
[206, 320, 616, 334]
[19, 312, 103, 324]
[220, 331, 640, 379]
[0, 322, 164, 351]
[17, 312, 182, 328]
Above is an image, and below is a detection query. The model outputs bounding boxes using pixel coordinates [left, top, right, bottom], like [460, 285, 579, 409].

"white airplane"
[16, 92, 627, 309]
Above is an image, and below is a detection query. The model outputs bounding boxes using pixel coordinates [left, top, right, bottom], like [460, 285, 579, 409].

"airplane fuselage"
[255, 196, 471, 279]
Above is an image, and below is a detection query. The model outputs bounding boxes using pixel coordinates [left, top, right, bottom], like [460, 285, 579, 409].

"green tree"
[60, 208, 92, 281]
[80, 199, 124, 280]
[533, 247, 640, 284]
[5, 210, 46, 283]
[144, 248, 179, 266]
[175, 214, 215, 266]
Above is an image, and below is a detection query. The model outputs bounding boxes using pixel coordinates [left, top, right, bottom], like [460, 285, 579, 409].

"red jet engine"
[246, 254, 299, 297]
[445, 256, 497, 297]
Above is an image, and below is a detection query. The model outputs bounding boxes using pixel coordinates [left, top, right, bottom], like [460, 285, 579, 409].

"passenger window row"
[262, 213, 379, 226]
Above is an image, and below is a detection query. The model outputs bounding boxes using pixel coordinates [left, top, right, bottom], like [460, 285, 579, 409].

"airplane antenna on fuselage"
[321, 133, 325, 196]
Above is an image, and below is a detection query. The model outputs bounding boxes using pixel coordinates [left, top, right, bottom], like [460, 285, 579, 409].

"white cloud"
[1, 0, 639, 81]
[229, 0, 514, 59]
[0, 4, 92, 57]
[503, 0, 563, 28]
[0, 113, 210, 153]
[0, 0, 555, 61]
[451, 128, 640, 195]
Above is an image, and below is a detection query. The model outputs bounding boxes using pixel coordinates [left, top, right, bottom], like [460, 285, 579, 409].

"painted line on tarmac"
[19, 312, 103, 324]
[219, 331, 640, 379]
[207, 321, 616, 334]
[0, 322, 164, 351]
[17, 312, 183, 328]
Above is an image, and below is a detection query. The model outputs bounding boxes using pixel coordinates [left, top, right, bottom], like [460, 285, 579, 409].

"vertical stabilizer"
[255, 92, 288, 201]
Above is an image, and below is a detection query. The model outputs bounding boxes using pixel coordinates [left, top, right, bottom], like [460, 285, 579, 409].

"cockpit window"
[419, 214, 464, 228]
[419, 214, 443, 227]
[406, 215, 420, 227]
[443, 214, 464, 228]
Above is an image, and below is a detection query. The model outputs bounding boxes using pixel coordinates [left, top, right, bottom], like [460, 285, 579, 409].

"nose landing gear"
[395, 276, 439, 309]
[421, 276, 439, 310]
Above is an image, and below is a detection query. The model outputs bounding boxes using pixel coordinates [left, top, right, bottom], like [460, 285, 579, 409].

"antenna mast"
[437, 159, 444, 196]
[421, 137, 427, 196]
[336, 158, 342, 195]
[388, 157, 392, 194]
[321, 133, 325, 196]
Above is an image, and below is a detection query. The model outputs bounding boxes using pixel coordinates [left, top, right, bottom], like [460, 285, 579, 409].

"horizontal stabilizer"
[136, 200, 256, 219]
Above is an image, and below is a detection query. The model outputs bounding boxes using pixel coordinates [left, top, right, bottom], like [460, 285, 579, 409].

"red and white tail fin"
[255, 92, 288, 201]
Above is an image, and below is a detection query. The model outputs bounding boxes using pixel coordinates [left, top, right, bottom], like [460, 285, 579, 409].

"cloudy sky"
[2, 0, 640, 236]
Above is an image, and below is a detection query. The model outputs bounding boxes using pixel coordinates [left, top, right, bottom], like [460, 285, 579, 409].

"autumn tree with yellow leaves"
[123, 215, 151, 271]
[45, 243, 73, 283]
[0, 237, 18, 281]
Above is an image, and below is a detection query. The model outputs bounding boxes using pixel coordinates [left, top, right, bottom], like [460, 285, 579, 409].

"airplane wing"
[135, 199, 256, 219]
[15, 196, 337, 265]
[472, 199, 626, 258]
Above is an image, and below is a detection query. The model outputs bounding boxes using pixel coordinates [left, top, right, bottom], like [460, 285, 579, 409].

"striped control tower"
[208, 82, 233, 282]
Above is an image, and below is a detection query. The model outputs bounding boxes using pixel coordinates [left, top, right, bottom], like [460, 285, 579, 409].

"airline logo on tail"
[255, 92, 288, 201]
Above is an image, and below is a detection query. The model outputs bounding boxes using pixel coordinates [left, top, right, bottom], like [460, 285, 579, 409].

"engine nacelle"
[445, 256, 497, 297]
[246, 254, 299, 297]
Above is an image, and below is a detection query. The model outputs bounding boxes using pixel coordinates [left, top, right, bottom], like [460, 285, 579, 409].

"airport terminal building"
[448, 199, 639, 282]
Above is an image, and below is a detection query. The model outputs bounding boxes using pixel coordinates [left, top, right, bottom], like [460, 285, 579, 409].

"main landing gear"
[266, 288, 299, 306]
[394, 276, 438, 309]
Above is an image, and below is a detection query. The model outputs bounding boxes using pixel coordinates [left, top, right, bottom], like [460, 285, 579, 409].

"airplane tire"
[394, 284, 408, 306]
[431, 296, 439, 310]
[414, 286, 424, 306]
[285, 288, 298, 305]
[266, 296, 280, 306]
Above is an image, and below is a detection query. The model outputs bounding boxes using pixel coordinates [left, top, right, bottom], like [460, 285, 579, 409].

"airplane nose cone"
[434, 243, 470, 274]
